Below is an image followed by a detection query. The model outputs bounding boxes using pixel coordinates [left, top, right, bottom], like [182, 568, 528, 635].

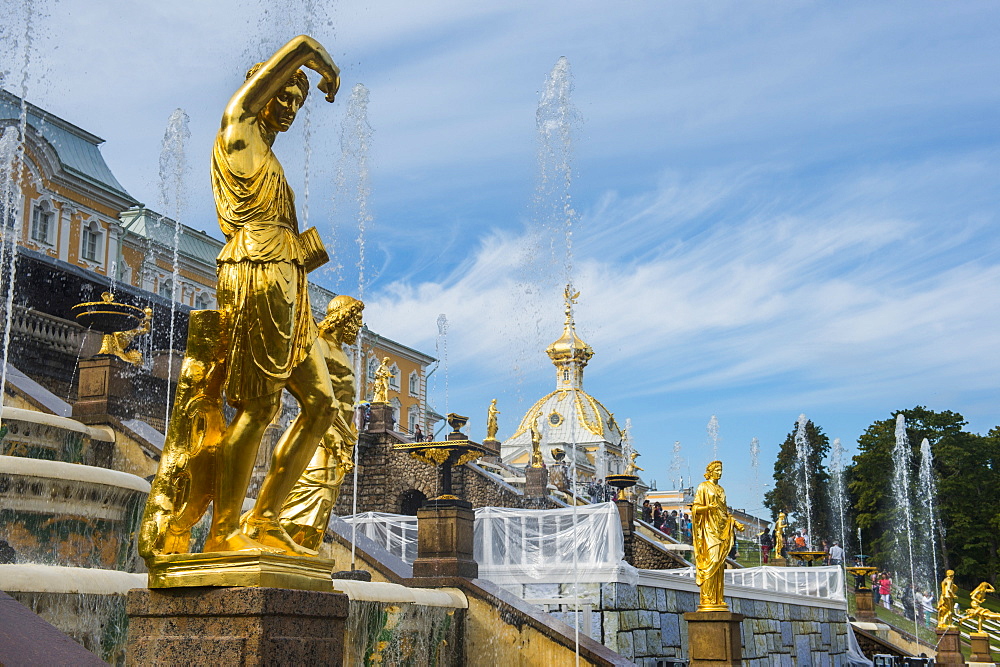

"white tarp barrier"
[340, 502, 638, 585]
[474, 503, 638, 585]
[665, 565, 846, 601]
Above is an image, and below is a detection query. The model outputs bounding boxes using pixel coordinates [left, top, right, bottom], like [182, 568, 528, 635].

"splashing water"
[0, 0, 39, 417]
[892, 414, 919, 636]
[329, 84, 372, 295]
[669, 440, 685, 489]
[436, 314, 449, 417]
[830, 437, 849, 557]
[794, 414, 813, 548]
[918, 437, 943, 595]
[157, 109, 190, 428]
[535, 56, 580, 286]
[706, 415, 720, 460]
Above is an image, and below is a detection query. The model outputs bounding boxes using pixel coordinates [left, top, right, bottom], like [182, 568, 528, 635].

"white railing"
[340, 511, 418, 564]
[665, 565, 845, 602]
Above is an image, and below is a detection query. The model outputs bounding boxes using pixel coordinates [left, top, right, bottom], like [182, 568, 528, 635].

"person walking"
[829, 541, 845, 566]
[653, 502, 664, 532]
[759, 529, 773, 564]
[879, 573, 893, 610]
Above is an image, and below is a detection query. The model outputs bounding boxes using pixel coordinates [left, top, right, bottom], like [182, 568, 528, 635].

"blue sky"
[7, 1, 1000, 512]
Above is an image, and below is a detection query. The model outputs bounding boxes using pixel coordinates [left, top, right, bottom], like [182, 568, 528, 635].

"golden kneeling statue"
[138, 35, 343, 568]
[692, 460, 744, 612]
[276, 296, 364, 551]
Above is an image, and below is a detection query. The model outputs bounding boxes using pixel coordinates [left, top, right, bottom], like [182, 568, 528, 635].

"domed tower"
[500, 285, 633, 485]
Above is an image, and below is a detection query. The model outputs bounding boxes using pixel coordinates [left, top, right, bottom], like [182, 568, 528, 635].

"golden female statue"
[372, 356, 392, 403]
[207, 35, 340, 555]
[937, 569, 958, 629]
[276, 296, 364, 551]
[530, 425, 544, 468]
[485, 398, 500, 441]
[691, 460, 744, 611]
[774, 512, 787, 559]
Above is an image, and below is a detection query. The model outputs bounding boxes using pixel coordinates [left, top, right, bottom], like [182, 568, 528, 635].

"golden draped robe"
[692, 479, 737, 610]
[211, 132, 316, 403]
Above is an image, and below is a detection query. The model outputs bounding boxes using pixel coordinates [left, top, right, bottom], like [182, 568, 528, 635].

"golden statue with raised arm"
[624, 451, 643, 475]
[530, 425, 545, 468]
[691, 460, 744, 611]
[138, 35, 342, 568]
[276, 295, 364, 551]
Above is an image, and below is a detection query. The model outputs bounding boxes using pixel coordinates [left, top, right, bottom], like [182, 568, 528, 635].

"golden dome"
[546, 285, 593, 369]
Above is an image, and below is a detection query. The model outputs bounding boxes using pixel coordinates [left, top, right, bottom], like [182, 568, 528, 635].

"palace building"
[500, 288, 644, 490]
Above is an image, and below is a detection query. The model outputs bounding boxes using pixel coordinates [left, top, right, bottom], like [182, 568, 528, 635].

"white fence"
[663, 565, 846, 602]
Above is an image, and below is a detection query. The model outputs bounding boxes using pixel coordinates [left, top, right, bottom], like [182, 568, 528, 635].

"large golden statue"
[773, 511, 787, 559]
[937, 569, 958, 629]
[276, 296, 364, 551]
[138, 35, 342, 568]
[691, 460, 744, 612]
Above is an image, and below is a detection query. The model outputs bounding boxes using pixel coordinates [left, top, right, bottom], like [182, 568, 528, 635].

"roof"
[0, 89, 136, 204]
[120, 207, 224, 267]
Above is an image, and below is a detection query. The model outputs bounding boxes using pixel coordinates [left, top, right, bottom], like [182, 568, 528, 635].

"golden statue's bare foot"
[243, 516, 318, 557]
[203, 530, 282, 554]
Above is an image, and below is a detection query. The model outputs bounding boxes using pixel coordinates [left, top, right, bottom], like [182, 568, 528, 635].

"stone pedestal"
[683, 611, 744, 666]
[854, 591, 876, 619]
[412, 499, 478, 579]
[127, 586, 348, 666]
[616, 499, 636, 565]
[72, 355, 133, 423]
[365, 402, 395, 433]
[934, 628, 965, 666]
[525, 466, 549, 498]
[970, 632, 997, 664]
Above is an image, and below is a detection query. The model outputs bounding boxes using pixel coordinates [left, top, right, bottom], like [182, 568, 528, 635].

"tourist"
[901, 584, 915, 621]
[653, 502, 664, 531]
[920, 590, 935, 628]
[759, 529, 773, 564]
[829, 541, 845, 566]
[642, 499, 652, 523]
[872, 572, 881, 607]
[801, 530, 811, 550]
[413, 423, 423, 441]
[0, 539, 15, 564]
[820, 539, 829, 564]
[879, 573, 893, 610]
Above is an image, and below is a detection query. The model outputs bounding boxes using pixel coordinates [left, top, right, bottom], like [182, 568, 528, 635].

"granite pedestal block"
[970, 632, 997, 664]
[127, 586, 348, 666]
[934, 628, 965, 666]
[854, 591, 876, 619]
[412, 500, 478, 579]
[683, 611, 744, 666]
[525, 466, 549, 498]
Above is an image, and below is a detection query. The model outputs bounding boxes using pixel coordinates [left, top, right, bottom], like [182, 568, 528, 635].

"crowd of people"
[640, 499, 693, 543]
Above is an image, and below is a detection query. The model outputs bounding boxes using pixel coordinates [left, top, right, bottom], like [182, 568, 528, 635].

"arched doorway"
[398, 489, 427, 516]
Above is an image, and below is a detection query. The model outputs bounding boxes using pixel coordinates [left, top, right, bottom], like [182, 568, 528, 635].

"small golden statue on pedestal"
[138, 35, 349, 590]
[530, 425, 545, 468]
[773, 511, 787, 560]
[937, 569, 958, 629]
[485, 398, 499, 441]
[624, 451, 643, 475]
[371, 356, 391, 404]
[691, 460, 744, 612]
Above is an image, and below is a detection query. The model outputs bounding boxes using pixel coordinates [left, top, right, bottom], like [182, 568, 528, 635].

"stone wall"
[503, 578, 850, 666]
[334, 407, 557, 517]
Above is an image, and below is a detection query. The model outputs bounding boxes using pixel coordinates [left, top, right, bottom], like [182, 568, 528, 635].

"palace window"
[159, 279, 173, 300]
[408, 371, 419, 396]
[30, 201, 53, 245]
[408, 406, 419, 433]
[389, 363, 400, 389]
[195, 292, 212, 309]
[367, 356, 379, 380]
[81, 220, 103, 262]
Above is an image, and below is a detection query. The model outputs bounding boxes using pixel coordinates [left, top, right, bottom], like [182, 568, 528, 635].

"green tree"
[847, 406, 1000, 588]
[764, 418, 831, 543]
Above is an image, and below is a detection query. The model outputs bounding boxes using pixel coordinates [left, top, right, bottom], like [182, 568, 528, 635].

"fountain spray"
[707, 415, 720, 461]
[157, 109, 190, 428]
[830, 437, 849, 559]
[918, 438, 943, 594]
[794, 414, 813, 548]
[892, 414, 919, 638]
